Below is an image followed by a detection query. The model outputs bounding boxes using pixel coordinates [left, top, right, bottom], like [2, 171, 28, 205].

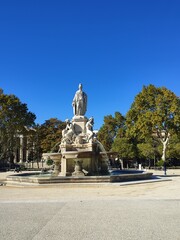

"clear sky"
[0, 0, 180, 129]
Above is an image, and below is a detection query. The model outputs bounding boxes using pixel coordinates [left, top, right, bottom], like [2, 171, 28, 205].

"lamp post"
[163, 161, 167, 175]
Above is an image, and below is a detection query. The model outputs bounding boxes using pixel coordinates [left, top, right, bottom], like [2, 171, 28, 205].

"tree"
[126, 84, 180, 161]
[39, 118, 66, 153]
[98, 112, 125, 151]
[112, 137, 136, 160]
[0, 91, 36, 164]
[166, 134, 180, 163]
[137, 139, 161, 167]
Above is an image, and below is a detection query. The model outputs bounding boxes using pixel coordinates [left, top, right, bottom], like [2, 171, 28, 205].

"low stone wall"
[110, 172, 153, 182]
[6, 172, 153, 185]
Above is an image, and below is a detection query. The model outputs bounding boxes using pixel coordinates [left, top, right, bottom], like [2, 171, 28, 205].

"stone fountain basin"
[109, 170, 153, 182]
[5, 170, 153, 186]
[110, 169, 144, 175]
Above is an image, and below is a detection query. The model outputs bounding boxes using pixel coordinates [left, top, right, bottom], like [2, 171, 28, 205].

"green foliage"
[126, 84, 180, 140]
[166, 134, 180, 159]
[38, 118, 66, 153]
[125, 84, 180, 162]
[112, 137, 136, 159]
[0, 91, 36, 161]
[137, 137, 161, 159]
[137, 142, 154, 159]
[156, 159, 165, 167]
[100, 85, 180, 164]
[46, 158, 54, 166]
[98, 125, 113, 151]
[0, 93, 36, 130]
[98, 112, 125, 151]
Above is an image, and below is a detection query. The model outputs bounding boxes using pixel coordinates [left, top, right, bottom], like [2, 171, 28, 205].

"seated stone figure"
[62, 119, 75, 144]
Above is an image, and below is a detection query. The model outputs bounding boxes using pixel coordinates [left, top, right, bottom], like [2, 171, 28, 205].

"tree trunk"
[161, 135, 170, 161]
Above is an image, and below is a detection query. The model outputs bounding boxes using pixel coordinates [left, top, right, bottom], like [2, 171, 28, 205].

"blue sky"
[0, 0, 180, 129]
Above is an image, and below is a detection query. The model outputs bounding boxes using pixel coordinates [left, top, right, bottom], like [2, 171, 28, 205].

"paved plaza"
[0, 170, 180, 240]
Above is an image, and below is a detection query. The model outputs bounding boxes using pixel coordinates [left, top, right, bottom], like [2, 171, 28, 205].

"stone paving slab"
[0, 200, 179, 240]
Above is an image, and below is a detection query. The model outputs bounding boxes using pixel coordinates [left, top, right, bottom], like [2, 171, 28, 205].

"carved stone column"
[19, 135, 23, 164]
[26, 138, 29, 162]
[13, 151, 17, 164]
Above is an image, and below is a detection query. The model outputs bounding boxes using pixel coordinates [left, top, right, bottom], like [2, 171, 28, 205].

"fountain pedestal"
[72, 116, 87, 135]
[59, 148, 98, 176]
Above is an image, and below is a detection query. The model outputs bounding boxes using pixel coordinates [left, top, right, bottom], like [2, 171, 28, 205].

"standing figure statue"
[86, 117, 94, 142]
[72, 83, 87, 116]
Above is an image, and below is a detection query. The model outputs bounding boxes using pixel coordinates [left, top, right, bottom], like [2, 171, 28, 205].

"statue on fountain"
[61, 84, 95, 145]
[72, 83, 87, 116]
[86, 117, 94, 143]
[61, 119, 75, 144]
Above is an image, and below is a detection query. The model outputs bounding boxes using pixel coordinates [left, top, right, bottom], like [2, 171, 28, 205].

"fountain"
[43, 83, 109, 177]
[6, 83, 153, 185]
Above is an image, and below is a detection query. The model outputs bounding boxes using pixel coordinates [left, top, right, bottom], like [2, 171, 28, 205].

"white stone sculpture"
[86, 117, 94, 142]
[72, 83, 87, 116]
[61, 119, 75, 143]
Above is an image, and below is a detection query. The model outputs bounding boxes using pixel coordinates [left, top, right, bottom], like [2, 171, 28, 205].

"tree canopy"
[126, 84, 180, 161]
[126, 85, 180, 137]
[0, 91, 36, 161]
[38, 118, 65, 153]
[98, 112, 125, 151]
